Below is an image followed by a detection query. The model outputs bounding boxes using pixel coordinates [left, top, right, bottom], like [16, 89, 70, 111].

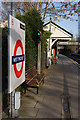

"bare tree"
[1, 1, 79, 22]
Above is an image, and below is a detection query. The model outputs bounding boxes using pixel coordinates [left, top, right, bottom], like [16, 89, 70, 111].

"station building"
[43, 21, 73, 64]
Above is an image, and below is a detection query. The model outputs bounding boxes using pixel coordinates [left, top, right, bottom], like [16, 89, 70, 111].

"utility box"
[15, 92, 20, 109]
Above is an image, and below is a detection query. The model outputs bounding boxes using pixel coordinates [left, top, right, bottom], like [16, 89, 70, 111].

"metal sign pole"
[9, 2, 17, 118]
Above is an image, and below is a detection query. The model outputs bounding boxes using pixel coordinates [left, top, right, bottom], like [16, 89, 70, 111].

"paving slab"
[18, 107, 38, 118]
[21, 98, 37, 108]
[36, 108, 61, 118]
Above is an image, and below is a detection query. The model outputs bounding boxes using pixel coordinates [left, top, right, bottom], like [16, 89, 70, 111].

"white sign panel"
[8, 15, 25, 93]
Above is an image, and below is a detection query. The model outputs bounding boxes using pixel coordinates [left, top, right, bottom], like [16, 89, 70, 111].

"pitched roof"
[43, 21, 73, 37]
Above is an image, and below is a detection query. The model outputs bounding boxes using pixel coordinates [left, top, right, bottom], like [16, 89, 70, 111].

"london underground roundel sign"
[8, 15, 25, 93]
[12, 40, 24, 78]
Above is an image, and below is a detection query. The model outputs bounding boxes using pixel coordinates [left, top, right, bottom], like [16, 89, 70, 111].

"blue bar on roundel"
[12, 55, 24, 64]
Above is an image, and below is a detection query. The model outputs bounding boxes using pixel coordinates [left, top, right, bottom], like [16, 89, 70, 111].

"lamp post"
[37, 31, 41, 74]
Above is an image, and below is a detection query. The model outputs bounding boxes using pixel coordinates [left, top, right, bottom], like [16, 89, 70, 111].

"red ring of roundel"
[13, 40, 24, 78]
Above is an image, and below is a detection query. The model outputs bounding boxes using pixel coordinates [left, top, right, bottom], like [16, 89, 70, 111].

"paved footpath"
[18, 55, 79, 118]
